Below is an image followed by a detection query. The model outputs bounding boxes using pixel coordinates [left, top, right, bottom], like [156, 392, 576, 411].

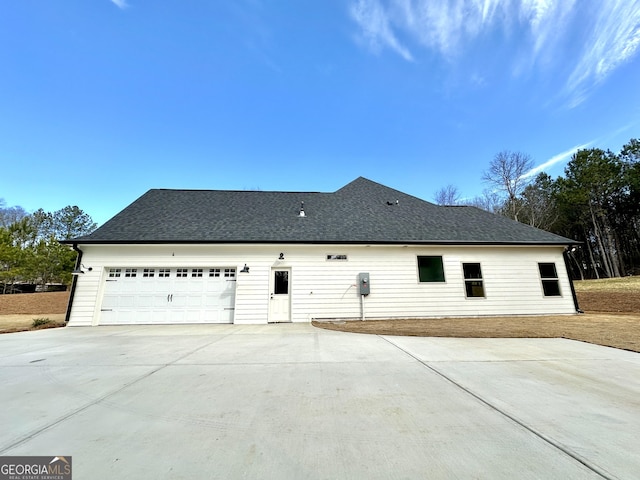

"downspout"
[64, 244, 83, 323]
[563, 246, 583, 314]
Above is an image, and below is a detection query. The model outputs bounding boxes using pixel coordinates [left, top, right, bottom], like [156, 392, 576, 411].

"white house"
[63, 177, 580, 326]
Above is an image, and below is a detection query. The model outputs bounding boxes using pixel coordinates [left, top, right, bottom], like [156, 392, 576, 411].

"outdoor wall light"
[240, 264, 250, 273]
[71, 264, 93, 275]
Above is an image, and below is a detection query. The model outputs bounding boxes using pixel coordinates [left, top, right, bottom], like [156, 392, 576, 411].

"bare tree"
[482, 151, 534, 221]
[433, 185, 461, 205]
[0, 199, 28, 228]
[468, 189, 503, 213]
[519, 173, 560, 230]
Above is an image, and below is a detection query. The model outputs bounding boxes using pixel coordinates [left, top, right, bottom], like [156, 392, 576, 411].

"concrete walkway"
[0, 324, 638, 479]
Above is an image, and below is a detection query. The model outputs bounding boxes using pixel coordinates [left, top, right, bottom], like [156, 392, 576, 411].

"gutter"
[64, 244, 83, 323]
[563, 246, 583, 313]
[61, 239, 576, 247]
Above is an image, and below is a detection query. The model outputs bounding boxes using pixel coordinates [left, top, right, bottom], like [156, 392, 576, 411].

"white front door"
[268, 268, 291, 323]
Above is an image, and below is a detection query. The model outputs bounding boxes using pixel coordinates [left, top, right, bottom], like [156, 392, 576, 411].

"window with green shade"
[417, 256, 445, 282]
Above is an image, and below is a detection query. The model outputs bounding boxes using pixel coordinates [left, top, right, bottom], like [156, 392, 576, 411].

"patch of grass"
[574, 275, 640, 293]
[0, 314, 66, 334]
[32, 317, 52, 328]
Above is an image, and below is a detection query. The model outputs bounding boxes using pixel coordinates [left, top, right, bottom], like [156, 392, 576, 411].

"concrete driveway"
[0, 324, 638, 480]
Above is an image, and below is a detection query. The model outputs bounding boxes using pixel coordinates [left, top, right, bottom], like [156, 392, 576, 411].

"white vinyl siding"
[67, 244, 577, 326]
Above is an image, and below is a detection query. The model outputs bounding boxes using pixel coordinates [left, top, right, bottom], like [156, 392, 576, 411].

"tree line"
[3, 139, 638, 289]
[0, 203, 96, 293]
[435, 138, 640, 280]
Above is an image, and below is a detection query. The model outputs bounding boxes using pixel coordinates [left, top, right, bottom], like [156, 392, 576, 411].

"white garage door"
[99, 267, 237, 324]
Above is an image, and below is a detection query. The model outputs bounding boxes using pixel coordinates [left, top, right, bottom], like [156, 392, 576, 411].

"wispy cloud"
[349, 0, 413, 61]
[394, 0, 505, 59]
[565, 0, 640, 107]
[351, 0, 507, 60]
[111, 0, 129, 9]
[523, 141, 594, 178]
[349, 0, 640, 105]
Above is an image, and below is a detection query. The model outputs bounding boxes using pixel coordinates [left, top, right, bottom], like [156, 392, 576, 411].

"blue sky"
[2, 0, 640, 226]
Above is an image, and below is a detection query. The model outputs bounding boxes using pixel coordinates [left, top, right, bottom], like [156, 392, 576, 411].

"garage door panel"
[204, 279, 225, 293]
[173, 282, 194, 293]
[221, 284, 235, 300]
[138, 282, 159, 293]
[99, 267, 236, 324]
[101, 295, 119, 309]
[221, 308, 234, 323]
[104, 279, 128, 294]
[99, 310, 117, 324]
[119, 296, 136, 308]
[168, 309, 188, 323]
[186, 295, 205, 307]
[203, 296, 222, 308]
[146, 309, 170, 324]
[201, 311, 219, 323]
[151, 294, 171, 308]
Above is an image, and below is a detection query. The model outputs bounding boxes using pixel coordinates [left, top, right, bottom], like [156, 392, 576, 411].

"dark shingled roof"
[67, 177, 574, 245]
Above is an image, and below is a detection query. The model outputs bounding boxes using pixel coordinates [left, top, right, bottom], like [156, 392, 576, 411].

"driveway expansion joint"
[0, 333, 233, 455]
[379, 335, 618, 480]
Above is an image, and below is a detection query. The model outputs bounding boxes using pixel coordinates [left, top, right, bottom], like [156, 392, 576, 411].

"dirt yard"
[0, 291, 70, 315]
[314, 277, 640, 353]
[1, 278, 639, 351]
[0, 291, 69, 333]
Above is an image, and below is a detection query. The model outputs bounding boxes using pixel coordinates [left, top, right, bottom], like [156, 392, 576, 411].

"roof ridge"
[64, 177, 575, 245]
[150, 187, 326, 194]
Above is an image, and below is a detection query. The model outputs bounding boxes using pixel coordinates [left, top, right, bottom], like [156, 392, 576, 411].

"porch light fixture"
[240, 264, 250, 273]
[72, 264, 93, 275]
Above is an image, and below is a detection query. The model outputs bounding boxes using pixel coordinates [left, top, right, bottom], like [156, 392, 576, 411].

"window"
[326, 254, 348, 261]
[191, 268, 203, 278]
[158, 269, 171, 278]
[539, 263, 561, 296]
[209, 268, 235, 277]
[125, 268, 137, 278]
[176, 268, 188, 278]
[108, 268, 121, 278]
[274, 271, 289, 294]
[417, 256, 445, 282]
[143, 268, 155, 278]
[463, 263, 485, 298]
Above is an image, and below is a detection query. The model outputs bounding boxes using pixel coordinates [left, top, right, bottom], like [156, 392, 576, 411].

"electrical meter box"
[358, 272, 370, 295]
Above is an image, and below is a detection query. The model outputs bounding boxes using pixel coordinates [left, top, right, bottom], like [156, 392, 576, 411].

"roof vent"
[386, 200, 399, 206]
[299, 201, 305, 217]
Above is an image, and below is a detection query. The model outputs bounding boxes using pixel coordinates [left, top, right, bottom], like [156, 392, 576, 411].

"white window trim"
[462, 262, 486, 299]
